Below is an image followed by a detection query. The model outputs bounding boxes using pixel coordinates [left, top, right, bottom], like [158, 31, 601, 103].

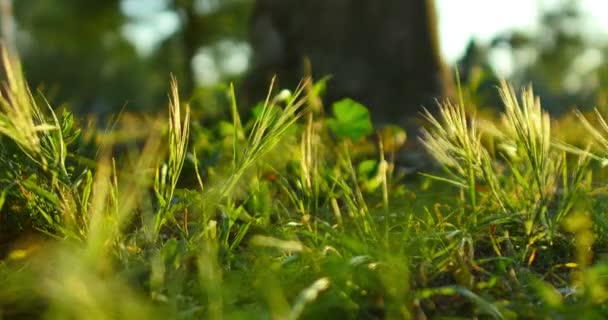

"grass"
[2, 49, 608, 319]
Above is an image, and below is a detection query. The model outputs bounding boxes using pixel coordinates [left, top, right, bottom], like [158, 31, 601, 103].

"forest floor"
[1, 52, 608, 319]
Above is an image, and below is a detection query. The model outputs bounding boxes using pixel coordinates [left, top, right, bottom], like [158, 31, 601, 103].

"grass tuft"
[2, 51, 608, 319]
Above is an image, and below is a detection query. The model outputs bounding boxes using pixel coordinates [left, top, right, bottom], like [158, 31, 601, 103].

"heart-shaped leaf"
[327, 98, 373, 140]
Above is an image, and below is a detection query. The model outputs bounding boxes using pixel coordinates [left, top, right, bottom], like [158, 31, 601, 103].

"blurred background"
[2, 0, 607, 121]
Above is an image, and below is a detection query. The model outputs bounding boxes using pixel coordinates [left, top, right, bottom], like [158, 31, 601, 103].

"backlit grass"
[1, 49, 608, 319]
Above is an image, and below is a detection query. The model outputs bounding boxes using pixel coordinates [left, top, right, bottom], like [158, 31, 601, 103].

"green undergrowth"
[2, 49, 608, 319]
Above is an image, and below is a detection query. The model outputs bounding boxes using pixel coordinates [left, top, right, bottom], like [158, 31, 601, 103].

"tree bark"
[246, 0, 450, 127]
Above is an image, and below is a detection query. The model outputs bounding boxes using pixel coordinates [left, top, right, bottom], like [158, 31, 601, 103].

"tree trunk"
[246, 0, 450, 128]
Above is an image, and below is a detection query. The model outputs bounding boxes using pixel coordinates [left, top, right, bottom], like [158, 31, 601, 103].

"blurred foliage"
[8, 0, 608, 121]
[13, 0, 252, 115]
[458, 1, 608, 115]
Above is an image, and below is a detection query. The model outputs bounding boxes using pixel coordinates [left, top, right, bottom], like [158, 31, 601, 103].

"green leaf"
[327, 98, 373, 140]
[356, 160, 383, 191]
[357, 160, 378, 179]
[312, 76, 332, 97]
